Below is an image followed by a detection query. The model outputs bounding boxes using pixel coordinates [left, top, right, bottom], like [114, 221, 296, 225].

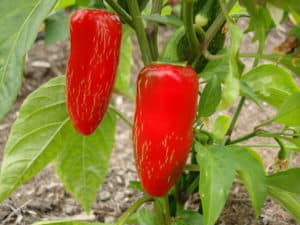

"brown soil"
[0, 21, 299, 225]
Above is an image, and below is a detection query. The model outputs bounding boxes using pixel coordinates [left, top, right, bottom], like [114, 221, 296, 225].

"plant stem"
[146, 0, 162, 60]
[274, 137, 287, 159]
[127, 0, 152, 65]
[109, 105, 133, 128]
[226, 96, 246, 137]
[203, 0, 236, 48]
[229, 131, 256, 144]
[105, 0, 134, 28]
[116, 196, 153, 225]
[163, 195, 171, 225]
[240, 143, 299, 150]
[154, 199, 165, 225]
[182, 0, 201, 61]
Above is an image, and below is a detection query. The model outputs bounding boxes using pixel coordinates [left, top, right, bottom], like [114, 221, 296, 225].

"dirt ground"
[0, 20, 299, 225]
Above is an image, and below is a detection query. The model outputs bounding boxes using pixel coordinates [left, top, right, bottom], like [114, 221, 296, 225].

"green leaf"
[143, 14, 183, 28]
[195, 144, 236, 225]
[173, 211, 204, 225]
[54, 110, 116, 213]
[229, 23, 243, 56]
[267, 168, 300, 194]
[32, 220, 113, 225]
[199, 53, 229, 82]
[0, 76, 68, 203]
[218, 69, 239, 109]
[268, 186, 300, 224]
[161, 5, 172, 16]
[198, 75, 221, 117]
[260, 54, 300, 76]
[275, 93, 300, 126]
[212, 114, 230, 143]
[76, 0, 90, 6]
[242, 2, 273, 60]
[0, 76, 117, 211]
[0, 0, 57, 121]
[55, 0, 75, 10]
[218, 23, 242, 109]
[137, 208, 159, 225]
[267, 0, 300, 17]
[115, 25, 133, 91]
[226, 146, 267, 216]
[242, 64, 300, 108]
[240, 80, 263, 109]
[45, 10, 69, 45]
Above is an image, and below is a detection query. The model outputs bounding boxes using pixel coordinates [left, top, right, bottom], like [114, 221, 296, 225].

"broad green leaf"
[275, 93, 300, 126]
[196, 144, 236, 225]
[76, 0, 90, 6]
[161, 5, 172, 16]
[199, 54, 229, 82]
[212, 114, 230, 143]
[54, 110, 116, 213]
[172, 211, 204, 225]
[198, 75, 221, 117]
[115, 25, 133, 91]
[240, 80, 263, 109]
[143, 14, 183, 28]
[242, 2, 273, 60]
[0, 0, 57, 121]
[260, 54, 300, 76]
[45, 10, 69, 45]
[32, 220, 113, 225]
[242, 64, 300, 108]
[227, 146, 267, 216]
[137, 208, 159, 225]
[267, 0, 300, 17]
[0, 76, 68, 203]
[229, 23, 243, 56]
[218, 70, 239, 109]
[55, 0, 75, 10]
[268, 186, 300, 224]
[267, 168, 300, 194]
[218, 23, 242, 109]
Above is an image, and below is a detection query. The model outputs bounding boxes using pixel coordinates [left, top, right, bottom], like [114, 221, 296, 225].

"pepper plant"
[0, 0, 300, 225]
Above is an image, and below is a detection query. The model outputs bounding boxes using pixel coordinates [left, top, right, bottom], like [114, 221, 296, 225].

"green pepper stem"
[146, 0, 162, 60]
[105, 0, 134, 28]
[116, 196, 153, 225]
[128, 0, 153, 65]
[182, 0, 201, 62]
[163, 195, 171, 225]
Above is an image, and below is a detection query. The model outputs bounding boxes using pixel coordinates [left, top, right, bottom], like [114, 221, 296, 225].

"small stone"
[116, 176, 123, 185]
[64, 204, 78, 215]
[114, 192, 125, 202]
[100, 191, 111, 201]
[104, 216, 115, 223]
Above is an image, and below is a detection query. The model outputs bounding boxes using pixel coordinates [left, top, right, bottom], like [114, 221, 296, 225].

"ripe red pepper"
[66, 9, 122, 135]
[133, 64, 198, 197]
